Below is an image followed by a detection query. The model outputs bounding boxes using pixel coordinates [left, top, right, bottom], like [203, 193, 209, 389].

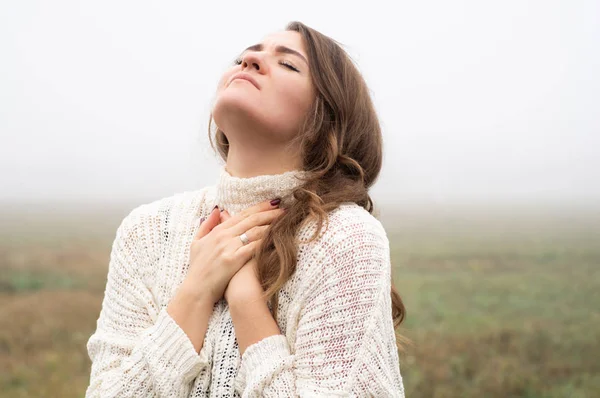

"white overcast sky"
[1, 0, 598, 206]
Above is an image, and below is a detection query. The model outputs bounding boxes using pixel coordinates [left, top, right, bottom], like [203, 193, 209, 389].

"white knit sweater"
[86, 165, 405, 397]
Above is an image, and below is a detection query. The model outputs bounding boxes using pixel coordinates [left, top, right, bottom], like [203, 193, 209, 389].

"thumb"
[194, 206, 221, 240]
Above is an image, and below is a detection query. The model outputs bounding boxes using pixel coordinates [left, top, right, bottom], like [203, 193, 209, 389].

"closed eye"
[233, 57, 299, 72]
[280, 61, 299, 72]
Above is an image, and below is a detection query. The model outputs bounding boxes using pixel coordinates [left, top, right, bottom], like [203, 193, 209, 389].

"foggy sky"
[1, 0, 598, 206]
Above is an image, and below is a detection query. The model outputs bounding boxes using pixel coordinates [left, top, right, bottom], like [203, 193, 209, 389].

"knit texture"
[86, 165, 405, 397]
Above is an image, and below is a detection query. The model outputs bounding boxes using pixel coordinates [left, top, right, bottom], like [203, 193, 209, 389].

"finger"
[218, 198, 281, 230]
[235, 238, 263, 266]
[231, 225, 269, 250]
[220, 210, 232, 224]
[228, 208, 285, 237]
[194, 206, 221, 240]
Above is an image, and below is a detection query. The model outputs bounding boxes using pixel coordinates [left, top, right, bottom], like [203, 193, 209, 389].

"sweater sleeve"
[233, 217, 405, 397]
[85, 208, 211, 398]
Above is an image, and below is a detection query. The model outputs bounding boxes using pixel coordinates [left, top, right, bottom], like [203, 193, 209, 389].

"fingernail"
[199, 217, 206, 224]
[213, 205, 219, 211]
[270, 198, 281, 206]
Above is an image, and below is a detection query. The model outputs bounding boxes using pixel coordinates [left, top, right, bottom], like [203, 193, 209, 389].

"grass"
[0, 202, 599, 397]
[385, 204, 600, 397]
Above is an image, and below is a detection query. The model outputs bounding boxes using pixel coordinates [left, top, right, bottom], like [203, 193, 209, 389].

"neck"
[212, 163, 308, 216]
[220, 124, 302, 178]
[212, 138, 308, 215]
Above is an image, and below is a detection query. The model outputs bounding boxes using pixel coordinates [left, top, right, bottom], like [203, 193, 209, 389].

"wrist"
[228, 293, 268, 313]
[167, 286, 215, 328]
[228, 294, 280, 356]
[176, 281, 216, 308]
[167, 283, 215, 354]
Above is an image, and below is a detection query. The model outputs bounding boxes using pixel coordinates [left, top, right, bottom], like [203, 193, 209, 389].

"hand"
[179, 199, 285, 306]
[220, 209, 269, 305]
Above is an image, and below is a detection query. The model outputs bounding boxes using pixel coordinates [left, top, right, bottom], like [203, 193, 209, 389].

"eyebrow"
[242, 43, 309, 65]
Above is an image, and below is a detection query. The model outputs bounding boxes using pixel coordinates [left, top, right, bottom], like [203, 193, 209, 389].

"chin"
[212, 90, 299, 142]
[212, 91, 265, 133]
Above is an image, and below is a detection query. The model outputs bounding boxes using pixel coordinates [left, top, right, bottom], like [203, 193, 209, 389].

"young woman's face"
[212, 30, 314, 144]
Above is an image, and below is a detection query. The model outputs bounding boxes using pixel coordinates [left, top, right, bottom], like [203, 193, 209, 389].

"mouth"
[228, 73, 260, 89]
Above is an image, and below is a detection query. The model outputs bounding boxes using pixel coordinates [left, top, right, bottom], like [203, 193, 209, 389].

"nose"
[241, 51, 267, 73]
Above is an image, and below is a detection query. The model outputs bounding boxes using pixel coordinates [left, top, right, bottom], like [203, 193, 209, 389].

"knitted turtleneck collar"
[211, 165, 308, 216]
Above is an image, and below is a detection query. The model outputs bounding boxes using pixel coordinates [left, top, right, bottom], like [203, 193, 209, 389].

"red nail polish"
[270, 198, 281, 206]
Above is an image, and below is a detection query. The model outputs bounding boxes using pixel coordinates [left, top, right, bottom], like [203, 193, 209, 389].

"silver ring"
[239, 232, 250, 245]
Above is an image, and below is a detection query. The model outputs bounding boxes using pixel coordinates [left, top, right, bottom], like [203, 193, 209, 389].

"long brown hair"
[209, 21, 407, 350]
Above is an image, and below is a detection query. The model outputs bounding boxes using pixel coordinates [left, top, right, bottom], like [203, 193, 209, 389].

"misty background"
[2, 2, 600, 397]
[1, 0, 598, 209]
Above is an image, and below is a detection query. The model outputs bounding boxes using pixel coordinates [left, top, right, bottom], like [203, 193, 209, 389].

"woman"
[86, 21, 406, 397]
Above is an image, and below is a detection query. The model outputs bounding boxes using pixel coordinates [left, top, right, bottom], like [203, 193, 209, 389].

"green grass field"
[1, 202, 598, 397]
